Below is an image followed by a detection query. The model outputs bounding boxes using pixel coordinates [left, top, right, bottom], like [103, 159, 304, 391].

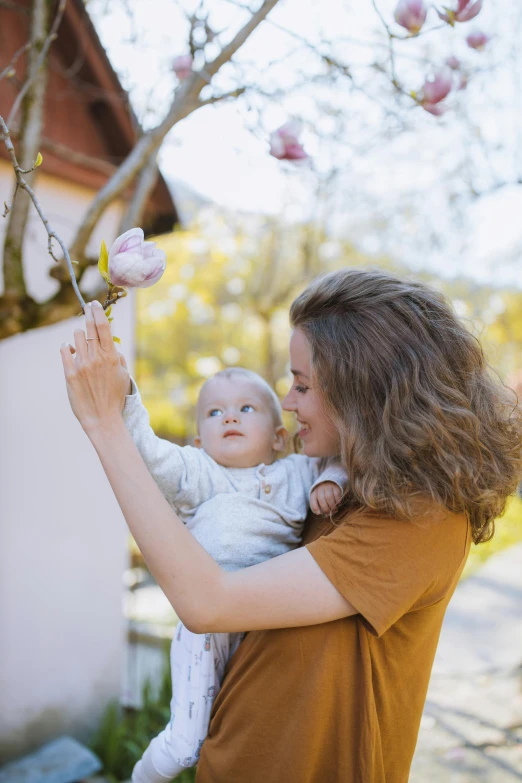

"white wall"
[0, 163, 134, 762]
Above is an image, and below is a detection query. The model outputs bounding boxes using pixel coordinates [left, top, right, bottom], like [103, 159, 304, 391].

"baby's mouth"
[224, 430, 243, 438]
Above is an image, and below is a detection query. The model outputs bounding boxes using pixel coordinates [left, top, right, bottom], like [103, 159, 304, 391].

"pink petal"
[109, 228, 144, 265]
[269, 133, 287, 159]
[422, 69, 453, 104]
[142, 241, 158, 259]
[139, 259, 167, 288]
[446, 55, 461, 70]
[421, 102, 446, 116]
[466, 30, 489, 50]
[173, 54, 193, 80]
[109, 250, 146, 287]
[281, 142, 308, 160]
[455, 0, 482, 21]
[437, 9, 452, 23]
[394, 0, 427, 32]
[277, 120, 302, 141]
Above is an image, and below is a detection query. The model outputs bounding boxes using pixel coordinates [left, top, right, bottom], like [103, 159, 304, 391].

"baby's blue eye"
[209, 409, 223, 417]
[241, 404, 255, 413]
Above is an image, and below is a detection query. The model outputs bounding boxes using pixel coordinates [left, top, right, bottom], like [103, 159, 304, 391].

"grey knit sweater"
[123, 384, 346, 571]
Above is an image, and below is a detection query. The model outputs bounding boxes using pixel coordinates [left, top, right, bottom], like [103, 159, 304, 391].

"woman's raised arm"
[60, 302, 356, 633]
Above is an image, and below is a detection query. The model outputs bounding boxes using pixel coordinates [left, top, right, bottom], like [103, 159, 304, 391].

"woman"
[61, 268, 522, 782]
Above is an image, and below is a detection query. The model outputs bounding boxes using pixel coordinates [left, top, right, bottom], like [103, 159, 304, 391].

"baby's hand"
[310, 481, 343, 516]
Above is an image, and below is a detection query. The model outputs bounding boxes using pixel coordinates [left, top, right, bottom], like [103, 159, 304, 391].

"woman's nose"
[281, 389, 295, 412]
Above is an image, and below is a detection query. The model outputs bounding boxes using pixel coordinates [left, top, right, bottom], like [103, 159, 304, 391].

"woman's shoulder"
[304, 499, 470, 557]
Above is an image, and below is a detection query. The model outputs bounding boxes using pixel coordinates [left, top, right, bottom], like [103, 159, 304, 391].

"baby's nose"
[223, 411, 239, 423]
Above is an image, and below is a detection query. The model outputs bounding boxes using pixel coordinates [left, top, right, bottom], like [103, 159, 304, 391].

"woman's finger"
[85, 302, 99, 342]
[119, 353, 128, 370]
[85, 302, 102, 355]
[60, 342, 76, 376]
[91, 300, 115, 353]
[73, 328, 88, 360]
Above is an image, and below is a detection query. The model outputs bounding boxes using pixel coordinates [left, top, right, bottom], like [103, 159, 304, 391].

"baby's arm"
[309, 461, 348, 516]
[122, 380, 214, 508]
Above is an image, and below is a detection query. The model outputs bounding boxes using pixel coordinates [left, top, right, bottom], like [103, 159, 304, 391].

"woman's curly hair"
[290, 268, 522, 543]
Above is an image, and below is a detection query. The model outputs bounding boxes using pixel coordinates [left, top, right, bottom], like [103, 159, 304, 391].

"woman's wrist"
[83, 412, 127, 444]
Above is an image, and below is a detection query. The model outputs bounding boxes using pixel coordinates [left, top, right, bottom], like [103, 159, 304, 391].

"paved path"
[410, 544, 522, 781]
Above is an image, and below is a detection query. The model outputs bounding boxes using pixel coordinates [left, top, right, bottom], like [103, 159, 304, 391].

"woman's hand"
[60, 301, 131, 435]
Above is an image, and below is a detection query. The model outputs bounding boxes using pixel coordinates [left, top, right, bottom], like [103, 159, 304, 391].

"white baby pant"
[131, 623, 244, 782]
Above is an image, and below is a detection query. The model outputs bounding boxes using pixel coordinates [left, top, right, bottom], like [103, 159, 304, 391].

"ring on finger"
[86, 337, 100, 341]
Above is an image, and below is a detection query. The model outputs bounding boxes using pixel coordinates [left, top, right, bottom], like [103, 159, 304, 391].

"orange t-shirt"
[196, 504, 470, 783]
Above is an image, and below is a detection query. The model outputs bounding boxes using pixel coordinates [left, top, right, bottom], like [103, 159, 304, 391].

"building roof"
[0, 0, 179, 236]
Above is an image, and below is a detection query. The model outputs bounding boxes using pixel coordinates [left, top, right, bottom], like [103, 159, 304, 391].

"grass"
[462, 494, 522, 579]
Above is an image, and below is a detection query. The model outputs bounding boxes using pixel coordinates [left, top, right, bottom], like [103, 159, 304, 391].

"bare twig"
[0, 42, 32, 82]
[198, 86, 247, 107]
[0, 116, 86, 311]
[6, 0, 67, 129]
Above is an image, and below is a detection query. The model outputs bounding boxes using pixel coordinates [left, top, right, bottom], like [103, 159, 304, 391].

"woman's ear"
[273, 425, 288, 453]
[194, 435, 202, 448]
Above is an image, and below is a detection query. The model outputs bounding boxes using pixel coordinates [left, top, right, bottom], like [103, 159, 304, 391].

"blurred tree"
[136, 206, 522, 442]
[1, 0, 510, 337]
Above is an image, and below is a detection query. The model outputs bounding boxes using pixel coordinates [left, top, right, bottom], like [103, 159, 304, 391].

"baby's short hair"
[198, 367, 283, 427]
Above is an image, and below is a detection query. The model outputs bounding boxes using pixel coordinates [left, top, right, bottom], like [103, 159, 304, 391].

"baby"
[124, 367, 347, 783]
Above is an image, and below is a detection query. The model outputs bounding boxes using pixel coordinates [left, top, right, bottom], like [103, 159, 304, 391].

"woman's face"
[282, 328, 340, 458]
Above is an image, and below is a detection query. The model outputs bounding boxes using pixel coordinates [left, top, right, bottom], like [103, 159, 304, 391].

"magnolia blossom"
[446, 55, 461, 70]
[108, 228, 166, 289]
[420, 68, 453, 114]
[394, 0, 427, 33]
[466, 30, 489, 50]
[438, 0, 482, 24]
[172, 54, 193, 80]
[269, 121, 308, 161]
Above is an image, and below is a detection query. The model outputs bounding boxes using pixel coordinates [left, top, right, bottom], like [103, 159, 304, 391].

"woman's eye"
[209, 409, 222, 417]
[294, 384, 308, 394]
[241, 404, 255, 413]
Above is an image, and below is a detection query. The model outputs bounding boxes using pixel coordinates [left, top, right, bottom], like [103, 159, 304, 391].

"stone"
[0, 736, 102, 783]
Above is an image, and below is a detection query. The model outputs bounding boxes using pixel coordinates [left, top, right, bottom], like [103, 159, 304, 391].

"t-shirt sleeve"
[306, 509, 469, 637]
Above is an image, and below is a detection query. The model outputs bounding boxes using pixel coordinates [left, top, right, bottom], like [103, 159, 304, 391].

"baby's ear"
[193, 435, 202, 448]
[273, 425, 288, 453]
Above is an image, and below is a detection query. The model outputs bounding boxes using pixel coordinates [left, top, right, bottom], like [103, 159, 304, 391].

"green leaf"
[35, 152, 43, 167]
[113, 335, 121, 344]
[108, 317, 114, 323]
[98, 240, 109, 282]
[105, 305, 112, 317]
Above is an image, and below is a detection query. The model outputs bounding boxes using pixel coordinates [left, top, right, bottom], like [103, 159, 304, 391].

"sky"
[88, 0, 522, 287]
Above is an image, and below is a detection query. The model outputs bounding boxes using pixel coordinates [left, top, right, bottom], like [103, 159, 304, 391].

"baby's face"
[195, 377, 286, 468]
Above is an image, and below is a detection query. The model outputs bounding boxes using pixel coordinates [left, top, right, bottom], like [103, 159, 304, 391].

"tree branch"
[6, 0, 67, 129]
[1, 0, 68, 312]
[203, 0, 280, 79]
[118, 150, 159, 235]
[0, 116, 86, 311]
[68, 0, 281, 265]
[197, 86, 247, 107]
[0, 42, 31, 83]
